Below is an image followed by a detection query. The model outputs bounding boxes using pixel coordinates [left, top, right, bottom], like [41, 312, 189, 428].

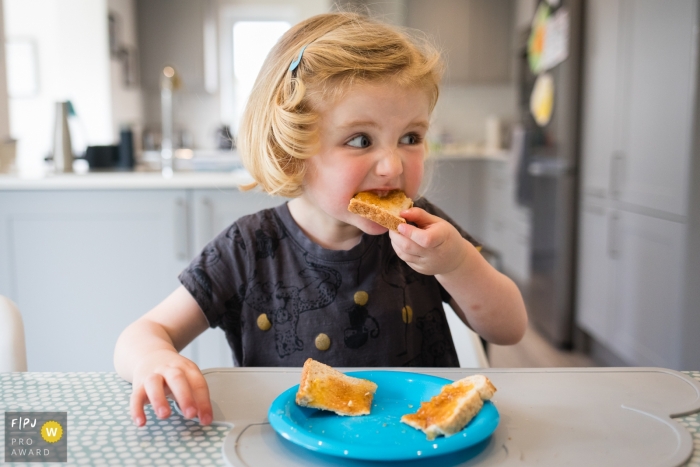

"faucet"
[160, 66, 181, 177]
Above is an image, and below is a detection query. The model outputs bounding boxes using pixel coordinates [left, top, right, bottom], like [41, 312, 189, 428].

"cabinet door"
[575, 199, 615, 344]
[424, 159, 488, 242]
[610, 211, 685, 369]
[580, 0, 621, 198]
[0, 190, 191, 372]
[188, 189, 284, 369]
[617, 0, 697, 215]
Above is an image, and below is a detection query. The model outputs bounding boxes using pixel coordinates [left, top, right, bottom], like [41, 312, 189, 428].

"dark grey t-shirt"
[179, 198, 480, 368]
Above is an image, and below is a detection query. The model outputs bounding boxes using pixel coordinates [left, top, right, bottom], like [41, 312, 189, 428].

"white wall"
[432, 84, 517, 144]
[0, 0, 10, 142]
[5, 0, 113, 171]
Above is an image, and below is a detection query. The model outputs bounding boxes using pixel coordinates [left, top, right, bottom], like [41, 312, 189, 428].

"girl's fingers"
[130, 385, 149, 426]
[398, 221, 443, 249]
[400, 207, 438, 228]
[390, 230, 425, 256]
[162, 368, 198, 419]
[188, 372, 213, 425]
[143, 374, 171, 419]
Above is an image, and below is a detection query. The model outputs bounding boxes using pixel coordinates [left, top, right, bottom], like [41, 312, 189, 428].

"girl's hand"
[388, 207, 472, 276]
[129, 349, 213, 427]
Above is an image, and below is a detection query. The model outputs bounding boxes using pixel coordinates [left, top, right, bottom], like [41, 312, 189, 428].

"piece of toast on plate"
[295, 358, 378, 416]
[401, 375, 496, 440]
[347, 190, 413, 231]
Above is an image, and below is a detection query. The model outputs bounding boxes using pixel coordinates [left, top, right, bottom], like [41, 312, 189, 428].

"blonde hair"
[239, 12, 444, 198]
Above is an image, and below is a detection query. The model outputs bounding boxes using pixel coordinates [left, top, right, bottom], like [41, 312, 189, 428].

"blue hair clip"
[289, 45, 308, 72]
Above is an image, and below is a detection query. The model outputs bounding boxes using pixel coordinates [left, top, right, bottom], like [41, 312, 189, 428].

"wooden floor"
[487, 324, 596, 368]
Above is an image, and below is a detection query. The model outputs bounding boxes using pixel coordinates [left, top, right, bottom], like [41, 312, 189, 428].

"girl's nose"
[375, 148, 403, 178]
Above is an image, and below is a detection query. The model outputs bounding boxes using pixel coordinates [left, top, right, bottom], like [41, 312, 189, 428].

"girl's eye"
[399, 133, 422, 145]
[347, 135, 371, 148]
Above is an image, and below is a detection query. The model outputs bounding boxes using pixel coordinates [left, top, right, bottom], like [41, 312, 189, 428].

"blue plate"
[267, 370, 499, 461]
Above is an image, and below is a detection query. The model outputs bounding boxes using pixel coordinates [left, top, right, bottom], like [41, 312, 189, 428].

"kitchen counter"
[0, 169, 255, 191]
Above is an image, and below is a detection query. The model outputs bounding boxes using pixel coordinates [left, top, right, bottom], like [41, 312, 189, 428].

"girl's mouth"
[368, 189, 399, 198]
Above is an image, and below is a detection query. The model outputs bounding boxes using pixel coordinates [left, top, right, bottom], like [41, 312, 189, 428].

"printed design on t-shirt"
[242, 254, 341, 358]
[381, 248, 429, 357]
[185, 246, 222, 304]
[252, 211, 287, 260]
[226, 225, 246, 251]
[222, 291, 243, 338]
[415, 307, 452, 366]
[342, 291, 380, 349]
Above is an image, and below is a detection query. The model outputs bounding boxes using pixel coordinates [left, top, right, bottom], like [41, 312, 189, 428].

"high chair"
[0, 295, 28, 372]
[443, 302, 490, 368]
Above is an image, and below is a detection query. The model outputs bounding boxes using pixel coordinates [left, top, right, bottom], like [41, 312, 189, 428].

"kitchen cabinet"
[424, 157, 531, 284]
[578, 203, 685, 368]
[406, 0, 514, 84]
[486, 160, 531, 283]
[188, 189, 281, 370]
[611, 211, 685, 367]
[423, 158, 489, 241]
[0, 190, 190, 372]
[576, 0, 697, 369]
[576, 200, 614, 345]
[580, 0, 696, 215]
[0, 188, 283, 372]
[425, 155, 533, 284]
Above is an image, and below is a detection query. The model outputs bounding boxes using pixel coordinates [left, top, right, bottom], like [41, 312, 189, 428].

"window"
[232, 21, 290, 133]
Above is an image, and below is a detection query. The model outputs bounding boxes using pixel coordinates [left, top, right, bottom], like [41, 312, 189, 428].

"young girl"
[114, 12, 527, 427]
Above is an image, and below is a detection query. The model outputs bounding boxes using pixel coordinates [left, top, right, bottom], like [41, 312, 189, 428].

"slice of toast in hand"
[347, 190, 413, 231]
[401, 375, 496, 440]
[295, 358, 378, 416]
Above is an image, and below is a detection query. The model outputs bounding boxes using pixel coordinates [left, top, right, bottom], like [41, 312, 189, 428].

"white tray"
[200, 367, 700, 467]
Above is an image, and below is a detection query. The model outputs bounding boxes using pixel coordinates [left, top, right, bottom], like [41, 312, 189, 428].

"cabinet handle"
[607, 211, 620, 259]
[175, 198, 189, 261]
[610, 152, 625, 199]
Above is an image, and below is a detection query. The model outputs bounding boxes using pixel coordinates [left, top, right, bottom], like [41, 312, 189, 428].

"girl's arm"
[114, 286, 213, 426]
[389, 208, 527, 345]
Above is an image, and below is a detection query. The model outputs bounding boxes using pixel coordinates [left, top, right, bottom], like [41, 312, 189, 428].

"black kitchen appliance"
[515, 0, 583, 349]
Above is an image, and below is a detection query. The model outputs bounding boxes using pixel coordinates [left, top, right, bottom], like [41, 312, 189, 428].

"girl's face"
[302, 81, 431, 235]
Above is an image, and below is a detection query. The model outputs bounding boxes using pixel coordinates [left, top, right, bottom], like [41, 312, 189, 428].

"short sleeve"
[178, 222, 249, 330]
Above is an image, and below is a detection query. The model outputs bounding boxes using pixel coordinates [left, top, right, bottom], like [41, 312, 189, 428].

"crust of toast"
[347, 190, 413, 231]
[295, 358, 378, 416]
[400, 375, 497, 440]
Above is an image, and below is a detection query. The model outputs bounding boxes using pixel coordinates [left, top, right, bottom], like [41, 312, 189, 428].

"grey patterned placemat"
[1, 371, 700, 466]
[0, 372, 228, 466]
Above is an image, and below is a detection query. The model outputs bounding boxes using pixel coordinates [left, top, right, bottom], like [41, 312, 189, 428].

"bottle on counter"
[118, 125, 135, 170]
[52, 101, 73, 173]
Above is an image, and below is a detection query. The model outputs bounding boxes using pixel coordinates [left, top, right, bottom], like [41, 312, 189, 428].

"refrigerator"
[514, 0, 583, 349]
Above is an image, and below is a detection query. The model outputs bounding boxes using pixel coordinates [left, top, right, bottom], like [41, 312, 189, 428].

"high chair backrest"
[0, 295, 28, 372]
[443, 302, 490, 369]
